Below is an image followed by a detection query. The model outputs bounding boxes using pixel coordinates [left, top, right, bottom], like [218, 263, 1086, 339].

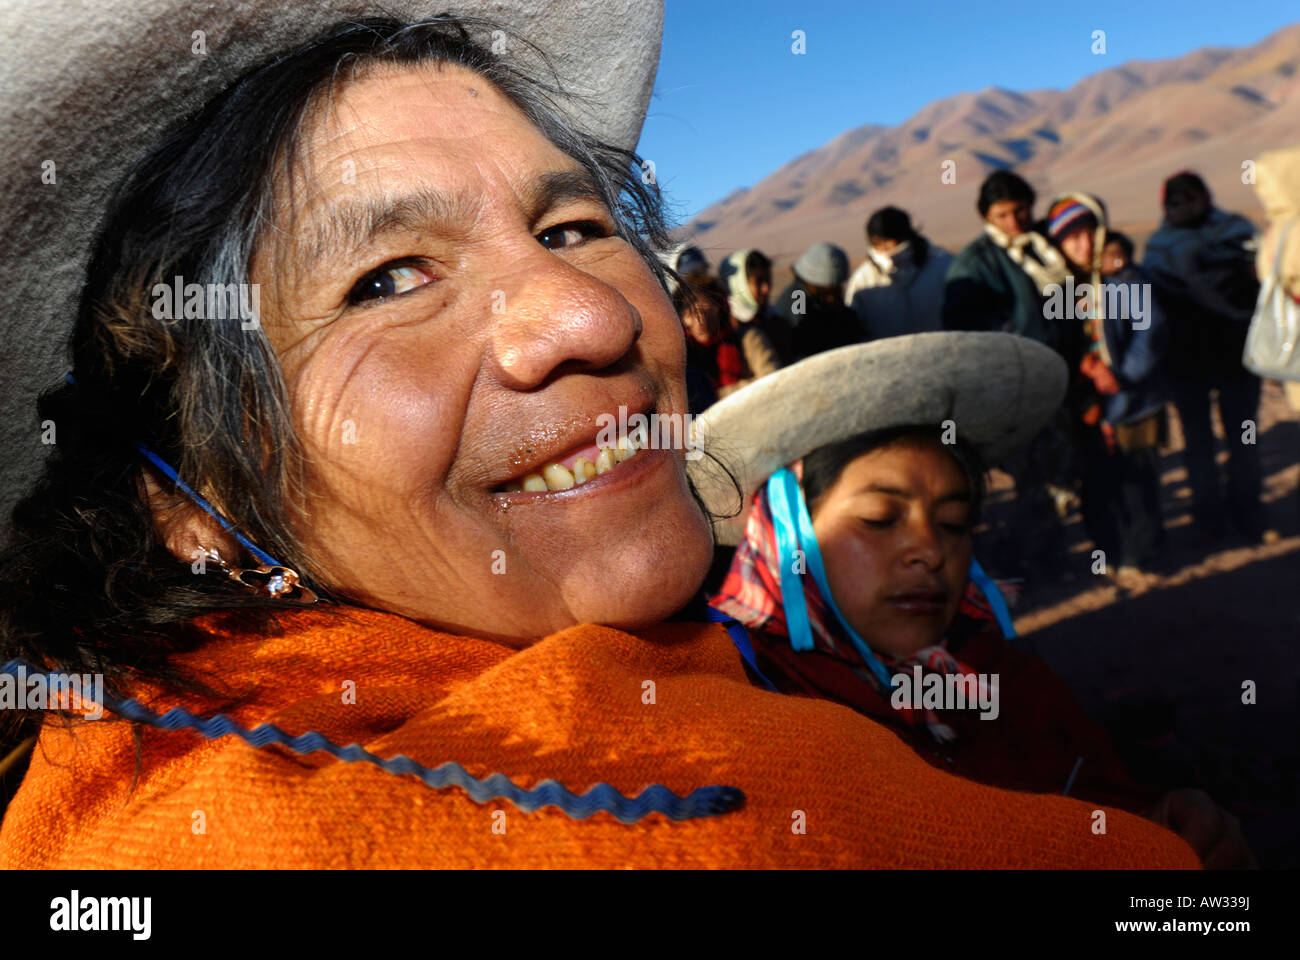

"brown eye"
[348, 261, 435, 304]
[537, 221, 606, 250]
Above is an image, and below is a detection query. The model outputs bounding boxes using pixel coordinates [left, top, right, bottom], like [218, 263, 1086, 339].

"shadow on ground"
[978, 383, 1299, 867]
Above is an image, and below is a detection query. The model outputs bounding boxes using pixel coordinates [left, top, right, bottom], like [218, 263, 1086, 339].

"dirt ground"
[976, 378, 1300, 867]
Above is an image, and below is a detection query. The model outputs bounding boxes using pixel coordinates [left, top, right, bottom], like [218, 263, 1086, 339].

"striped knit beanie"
[1047, 198, 1096, 241]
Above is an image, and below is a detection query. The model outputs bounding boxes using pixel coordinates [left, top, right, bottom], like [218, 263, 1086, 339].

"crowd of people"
[673, 169, 1277, 588]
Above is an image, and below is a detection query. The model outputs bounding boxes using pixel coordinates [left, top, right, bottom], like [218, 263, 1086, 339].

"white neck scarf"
[984, 222, 1071, 294]
[869, 240, 913, 276]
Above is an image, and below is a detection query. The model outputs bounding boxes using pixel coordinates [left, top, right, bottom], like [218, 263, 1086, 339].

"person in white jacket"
[845, 206, 954, 340]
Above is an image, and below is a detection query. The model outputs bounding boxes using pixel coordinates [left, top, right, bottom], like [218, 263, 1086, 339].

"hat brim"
[688, 331, 1068, 545]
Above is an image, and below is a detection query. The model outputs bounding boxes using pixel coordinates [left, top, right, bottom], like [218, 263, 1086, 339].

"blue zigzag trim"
[0, 658, 744, 823]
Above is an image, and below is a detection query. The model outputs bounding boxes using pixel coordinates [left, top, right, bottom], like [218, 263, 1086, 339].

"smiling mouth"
[493, 424, 652, 494]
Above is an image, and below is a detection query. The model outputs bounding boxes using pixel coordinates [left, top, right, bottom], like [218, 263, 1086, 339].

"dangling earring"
[198, 547, 318, 603]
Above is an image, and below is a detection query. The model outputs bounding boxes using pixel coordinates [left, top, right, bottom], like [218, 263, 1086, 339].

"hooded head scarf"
[720, 249, 763, 322]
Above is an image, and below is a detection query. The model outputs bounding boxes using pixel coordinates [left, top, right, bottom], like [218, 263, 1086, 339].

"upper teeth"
[572, 457, 595, 485]
[504, 435, 647, 493]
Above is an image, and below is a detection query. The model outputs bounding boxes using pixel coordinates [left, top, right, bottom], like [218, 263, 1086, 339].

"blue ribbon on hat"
[968, 555, 1016, 639]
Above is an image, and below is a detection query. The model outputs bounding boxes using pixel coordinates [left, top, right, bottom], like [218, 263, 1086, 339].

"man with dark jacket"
[943, 172, 1076, 582]
[1098, 233, 1170, 572]
[942, 171, 1072, 353]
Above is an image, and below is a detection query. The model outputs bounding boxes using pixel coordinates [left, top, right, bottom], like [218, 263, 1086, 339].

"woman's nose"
[485, 243, 642, 390]
[901, 515, 945, 570]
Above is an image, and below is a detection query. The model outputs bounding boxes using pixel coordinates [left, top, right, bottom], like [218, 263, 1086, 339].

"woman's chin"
[859, 621, 947, 661]
[559, 507, 714, 629]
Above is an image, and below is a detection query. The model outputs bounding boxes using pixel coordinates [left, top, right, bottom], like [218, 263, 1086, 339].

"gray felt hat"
[688, 331, 1068, 545]
[0, 0, 663, 539]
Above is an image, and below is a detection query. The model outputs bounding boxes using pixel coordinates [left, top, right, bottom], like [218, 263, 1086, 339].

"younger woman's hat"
[688, 331, 1068, 544]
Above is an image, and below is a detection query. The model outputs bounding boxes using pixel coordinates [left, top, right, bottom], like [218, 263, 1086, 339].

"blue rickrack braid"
[1, 658, 744, 823]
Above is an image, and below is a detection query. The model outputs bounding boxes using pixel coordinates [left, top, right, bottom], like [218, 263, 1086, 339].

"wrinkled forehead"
[254, 60, 584, 285]
[305, 61, 533, 163]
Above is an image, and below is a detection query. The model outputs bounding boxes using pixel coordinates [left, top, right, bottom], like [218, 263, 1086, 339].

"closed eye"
[537, 220, 610, 251]
[347, 259, 437, 305]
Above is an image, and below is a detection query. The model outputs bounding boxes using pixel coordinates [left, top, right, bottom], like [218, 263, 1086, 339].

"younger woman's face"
[1059, 226, 1095, 272]
[809, 437, 974, 658]
[748, 267, 771, 306]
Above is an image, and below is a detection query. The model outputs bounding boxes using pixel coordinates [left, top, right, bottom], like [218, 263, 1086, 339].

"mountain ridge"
[681, 23, 1300, 267]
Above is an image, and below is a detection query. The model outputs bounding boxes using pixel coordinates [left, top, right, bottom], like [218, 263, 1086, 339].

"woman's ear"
[791, 459, 804, 482]
[137, 466, 239, 569]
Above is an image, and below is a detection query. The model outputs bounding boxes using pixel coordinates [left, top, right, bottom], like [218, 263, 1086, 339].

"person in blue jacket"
[1099, 231, 1170, 572]
[1047, 195, 1168, 581]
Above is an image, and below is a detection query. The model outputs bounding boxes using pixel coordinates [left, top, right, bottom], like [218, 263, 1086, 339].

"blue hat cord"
[967, 555, 1017, 639]
[765, 468, 1016, 683]
[66, 373, 284, 569]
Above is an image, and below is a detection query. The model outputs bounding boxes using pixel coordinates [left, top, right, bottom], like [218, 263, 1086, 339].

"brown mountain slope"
[682, 23, 1300, 266]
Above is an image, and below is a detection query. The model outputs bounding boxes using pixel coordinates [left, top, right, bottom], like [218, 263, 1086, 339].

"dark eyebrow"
[856, 484, 970, 504]
[292, 168, 609, 280]
[294, 186, 478, 279]
[521, 169, 608, 223]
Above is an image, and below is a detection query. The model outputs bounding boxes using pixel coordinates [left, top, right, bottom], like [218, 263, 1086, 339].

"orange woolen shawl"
[0, 605, 1199, 868]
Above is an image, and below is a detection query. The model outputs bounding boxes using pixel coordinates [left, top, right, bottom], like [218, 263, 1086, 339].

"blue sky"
[638, 0, 1300, 223]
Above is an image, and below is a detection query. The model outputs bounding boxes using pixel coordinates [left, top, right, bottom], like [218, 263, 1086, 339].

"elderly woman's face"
[251, 63, 712, 642]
